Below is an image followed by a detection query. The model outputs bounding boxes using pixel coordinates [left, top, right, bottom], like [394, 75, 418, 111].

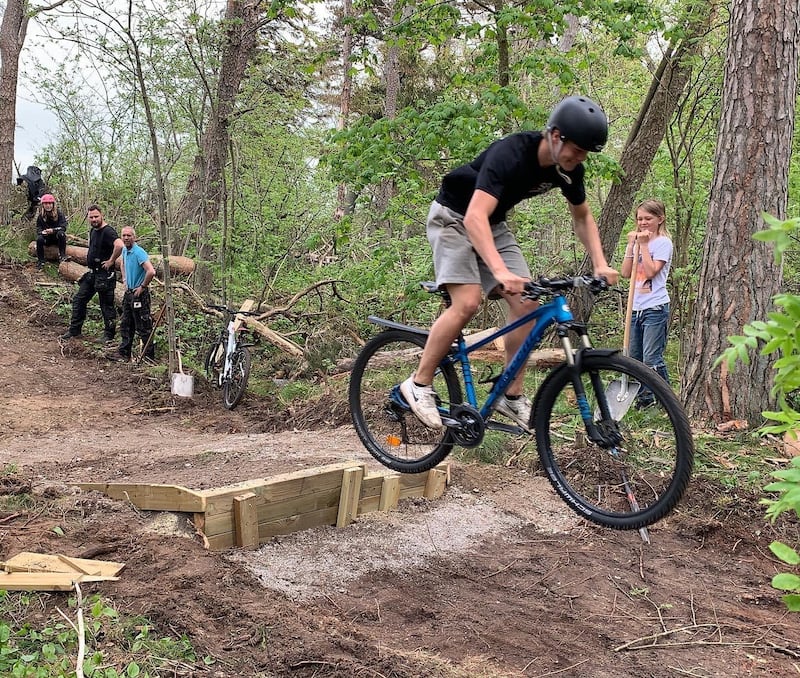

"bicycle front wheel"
[349, 330, 462, 473]
[533, 352, 693, 530]
[223, 346, 251, 410]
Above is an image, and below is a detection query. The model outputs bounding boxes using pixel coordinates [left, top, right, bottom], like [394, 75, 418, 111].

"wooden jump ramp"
[77, 461, 449, 551]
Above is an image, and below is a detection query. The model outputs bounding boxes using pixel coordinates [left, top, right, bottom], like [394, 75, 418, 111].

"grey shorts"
[426, 200, 530, 295]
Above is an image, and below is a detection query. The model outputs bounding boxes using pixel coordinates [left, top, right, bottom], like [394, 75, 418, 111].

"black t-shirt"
[36, 209, 68, 236]
[435, 131, 586, 224]
[87, 224, 119, 269]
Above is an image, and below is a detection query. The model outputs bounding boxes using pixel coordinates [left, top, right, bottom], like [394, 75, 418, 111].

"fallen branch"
[56, 582, 86, 678]
[242, 315, 304, 357]
[614, 623, 719, 651]
[255, 279, 344, 321]
[612, 621, 799, 655]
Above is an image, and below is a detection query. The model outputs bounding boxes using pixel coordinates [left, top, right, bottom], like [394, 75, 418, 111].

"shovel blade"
[599, 376, 641, 421]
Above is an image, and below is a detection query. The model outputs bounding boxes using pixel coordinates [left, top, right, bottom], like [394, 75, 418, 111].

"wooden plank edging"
[74, 461, 450, 551]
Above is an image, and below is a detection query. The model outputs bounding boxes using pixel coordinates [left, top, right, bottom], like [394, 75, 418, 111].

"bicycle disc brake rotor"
[447, 404, 485, 448]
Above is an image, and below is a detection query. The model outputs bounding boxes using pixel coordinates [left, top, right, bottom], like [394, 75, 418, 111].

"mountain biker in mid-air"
[400, 95, 619, 430]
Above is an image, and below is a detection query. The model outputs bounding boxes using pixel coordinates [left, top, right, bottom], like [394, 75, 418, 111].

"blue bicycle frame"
[443, 294, 584, 420]
[374, 291, 593, 428]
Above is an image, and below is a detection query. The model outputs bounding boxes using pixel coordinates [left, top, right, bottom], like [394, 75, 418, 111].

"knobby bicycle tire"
[349, 329, 462, 473]
[223, 346, 251, 409]
[533, 352, 693, 530]
[204, 340, 226, 388]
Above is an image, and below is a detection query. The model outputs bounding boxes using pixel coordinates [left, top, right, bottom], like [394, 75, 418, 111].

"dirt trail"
[1, 263, 798, 678]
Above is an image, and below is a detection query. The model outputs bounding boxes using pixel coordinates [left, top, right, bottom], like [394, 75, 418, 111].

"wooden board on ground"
[75, 482, 206, 512]
[0, 552, 125, 591]
[2, 551, 125, 577]
[0, 572, 119, 591]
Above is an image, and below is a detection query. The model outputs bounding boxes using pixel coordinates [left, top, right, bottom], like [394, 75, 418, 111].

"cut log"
[58, 260, 91, 282]
[58, 261, 125, 305]
[149, 255, 196, 276]
[30, 242, 196, 276]
[28, 243, 89, 265]
[242, 315, 304, 357]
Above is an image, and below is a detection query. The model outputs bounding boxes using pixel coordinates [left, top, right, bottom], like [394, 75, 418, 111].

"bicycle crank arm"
[485, 420, 532, 436]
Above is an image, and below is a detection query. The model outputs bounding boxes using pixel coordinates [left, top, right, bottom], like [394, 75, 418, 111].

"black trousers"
[67, 272, 116, 339]
[119, 289, 154, 358]
[36, 232, 67, 260]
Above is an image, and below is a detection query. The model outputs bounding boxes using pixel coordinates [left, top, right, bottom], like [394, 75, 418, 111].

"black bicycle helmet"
[546, 96, 608, 152]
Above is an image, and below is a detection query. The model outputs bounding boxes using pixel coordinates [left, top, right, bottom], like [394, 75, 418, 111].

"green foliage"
[0, 221, 37, 265]
[716, 214, 800, 436]
[0, 592, 209, 676]
[755, 213, 800, 264]
[763, 456, 800, 611]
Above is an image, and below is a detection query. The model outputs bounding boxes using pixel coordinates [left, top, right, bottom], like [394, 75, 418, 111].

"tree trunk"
[334, 0, 354, 222]
[682, 1, 799, 425]
[600, 2, 713, 261]
[119, 1, 178, 374]
[173, 0, 261, 260]
[495, 0, 509, 89]
[0, 0, 29, 221]
[375, 3, 407, 227]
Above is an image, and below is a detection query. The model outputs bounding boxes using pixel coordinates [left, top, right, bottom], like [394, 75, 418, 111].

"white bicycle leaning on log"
[204, 304, 260, 410]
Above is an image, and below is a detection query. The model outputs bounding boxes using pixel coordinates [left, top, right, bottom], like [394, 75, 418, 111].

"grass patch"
[0, 591, 213, 677]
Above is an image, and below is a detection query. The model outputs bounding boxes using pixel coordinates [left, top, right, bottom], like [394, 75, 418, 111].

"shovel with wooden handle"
[600, 240, 651, 545]
[603, 239, 641, 420]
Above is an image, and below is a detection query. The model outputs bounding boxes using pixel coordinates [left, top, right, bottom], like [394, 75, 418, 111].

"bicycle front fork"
[562, 334, 623, 449]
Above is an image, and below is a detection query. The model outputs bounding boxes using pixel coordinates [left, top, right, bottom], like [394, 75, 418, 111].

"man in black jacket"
[60, 205, 123, 343]
[35, 194, 68, 269]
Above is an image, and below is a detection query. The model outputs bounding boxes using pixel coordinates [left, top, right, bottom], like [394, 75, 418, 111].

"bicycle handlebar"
[523, 275, 609, 300]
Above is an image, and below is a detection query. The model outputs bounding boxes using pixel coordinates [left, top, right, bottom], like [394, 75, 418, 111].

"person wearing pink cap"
[35, 194, 69, 270]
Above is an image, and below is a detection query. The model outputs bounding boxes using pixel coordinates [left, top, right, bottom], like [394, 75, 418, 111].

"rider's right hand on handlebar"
[495, 271, 529, 297]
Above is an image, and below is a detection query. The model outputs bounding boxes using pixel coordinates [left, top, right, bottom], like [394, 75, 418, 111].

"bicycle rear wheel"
[533, 352, 693, 530]
[204, 340, 225, 388]
[223, 346, 251, 410]
[349, 330, 462, 473]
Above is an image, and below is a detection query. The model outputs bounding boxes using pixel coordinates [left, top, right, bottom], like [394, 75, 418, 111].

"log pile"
[30, 242, 195, 276]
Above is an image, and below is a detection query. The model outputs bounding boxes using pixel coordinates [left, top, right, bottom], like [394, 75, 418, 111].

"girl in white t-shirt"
[621, 199, 673, 407]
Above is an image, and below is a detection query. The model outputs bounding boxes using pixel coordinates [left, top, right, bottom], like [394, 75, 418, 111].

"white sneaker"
[400, 376, 443, 429]
[495, 394, 532, 430]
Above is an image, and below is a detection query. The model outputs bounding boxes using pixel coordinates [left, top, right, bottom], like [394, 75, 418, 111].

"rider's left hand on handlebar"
[594, 265, 619, 286]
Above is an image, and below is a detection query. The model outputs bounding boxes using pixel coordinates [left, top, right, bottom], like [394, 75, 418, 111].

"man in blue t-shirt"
[401, 96, 619, 430]
[111, 227, 156, 362]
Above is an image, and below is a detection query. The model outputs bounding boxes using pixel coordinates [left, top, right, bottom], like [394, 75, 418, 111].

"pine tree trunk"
[682, 1, 800, 424]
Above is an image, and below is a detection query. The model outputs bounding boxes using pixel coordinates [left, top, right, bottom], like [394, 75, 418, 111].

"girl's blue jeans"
[629, 303, 670, 403]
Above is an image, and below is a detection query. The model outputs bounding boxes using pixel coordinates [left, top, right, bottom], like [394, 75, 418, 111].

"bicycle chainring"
[446, 403, 485, 448]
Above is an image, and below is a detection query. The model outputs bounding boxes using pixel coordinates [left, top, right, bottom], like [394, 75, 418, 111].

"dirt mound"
[1, 261, 799, 677]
